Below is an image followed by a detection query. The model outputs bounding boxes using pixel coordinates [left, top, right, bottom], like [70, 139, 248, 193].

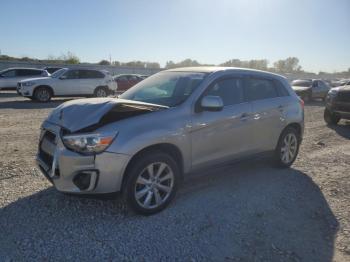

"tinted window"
[79, 70, 104, 79]
[117, 76, 128, 81]
[244, 78, 278, 101]
[1, 70, 16, 77]
[274, 80, 290, 96]
[64, 70, 79, 79]
[17, 69, 42, 76]
[205, 78, 244, 106]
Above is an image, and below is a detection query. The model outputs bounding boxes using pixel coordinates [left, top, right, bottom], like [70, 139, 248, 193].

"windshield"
[120, 71, 207, 107]
[51, 68, 67, 78]
[291, 80, 312, 87]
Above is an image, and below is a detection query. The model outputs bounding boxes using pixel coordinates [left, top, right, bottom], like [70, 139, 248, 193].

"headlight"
[22, 81, 35, 87]
[62, 132, 117, 154]
[328, 89, 338, 97]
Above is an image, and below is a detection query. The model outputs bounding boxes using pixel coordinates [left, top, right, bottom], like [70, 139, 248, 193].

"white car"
[0, 68, 49, 90]
[17, 68, 117, 102]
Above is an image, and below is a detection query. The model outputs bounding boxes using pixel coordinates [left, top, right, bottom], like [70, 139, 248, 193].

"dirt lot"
[0, 91, 349, 261]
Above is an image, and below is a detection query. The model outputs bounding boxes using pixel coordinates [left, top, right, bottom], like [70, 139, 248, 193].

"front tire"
[324, 108, 340, 125]
[33, 87, 52, 102]
[123, 152, 180, 215]
[274, 127, 300, 168]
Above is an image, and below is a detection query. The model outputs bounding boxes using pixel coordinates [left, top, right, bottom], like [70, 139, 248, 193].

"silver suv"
[37, 67, 304, 214]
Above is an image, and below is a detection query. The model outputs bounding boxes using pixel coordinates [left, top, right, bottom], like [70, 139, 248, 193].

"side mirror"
[200, 95, 224, 112]
[59, 75, 67, 80]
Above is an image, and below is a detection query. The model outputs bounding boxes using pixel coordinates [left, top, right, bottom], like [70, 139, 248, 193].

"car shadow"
[327, 121, 350, 139]
[305, 100, 325, 107]
[0, 98, 73, 109]
[0, 91, 19, 98]
[0, 159, 338, 261]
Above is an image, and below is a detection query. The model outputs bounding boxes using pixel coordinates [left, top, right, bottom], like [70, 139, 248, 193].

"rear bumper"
[36, 122, 131, 194]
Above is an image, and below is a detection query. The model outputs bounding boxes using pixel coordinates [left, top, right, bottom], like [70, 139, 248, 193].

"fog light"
[73, 170, 98, 191]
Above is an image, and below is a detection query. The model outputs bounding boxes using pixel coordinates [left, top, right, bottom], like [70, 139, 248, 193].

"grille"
[336, 91, 350, 102]
[38, 130, 57, 168]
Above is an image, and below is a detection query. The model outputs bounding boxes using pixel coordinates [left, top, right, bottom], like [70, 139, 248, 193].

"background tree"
[98, 60, 111, 65]
[273, 57, 302, 73]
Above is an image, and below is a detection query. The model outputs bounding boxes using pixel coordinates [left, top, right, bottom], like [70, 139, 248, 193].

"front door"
[191, 77, 254, 169]
[55, 69, 81, 95]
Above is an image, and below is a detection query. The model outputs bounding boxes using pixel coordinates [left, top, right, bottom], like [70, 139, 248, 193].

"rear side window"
[274, 80, 290, 96]
[244, 78, 279, 101]
[117, 76, 128, 81]
[205, 78, 244, 106]
[17, 69, 42, 76]
[79, 70, 105, 79]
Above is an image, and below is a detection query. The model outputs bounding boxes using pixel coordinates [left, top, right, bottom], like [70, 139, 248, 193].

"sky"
[0, 0, 349, 73]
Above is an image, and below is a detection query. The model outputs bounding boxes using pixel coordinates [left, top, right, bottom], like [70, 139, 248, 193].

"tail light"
[299, 98, 304, 110]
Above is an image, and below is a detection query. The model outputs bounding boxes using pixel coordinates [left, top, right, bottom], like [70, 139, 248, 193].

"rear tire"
[94, 87, 108, 97]
[324, 108, 340, 125]
[274, 127, 301, 168]
[33, 87, 52, 102]
[123, 152, 180, 215]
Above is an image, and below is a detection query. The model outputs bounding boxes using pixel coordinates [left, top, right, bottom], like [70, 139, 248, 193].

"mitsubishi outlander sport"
[37, 67, 304, 214]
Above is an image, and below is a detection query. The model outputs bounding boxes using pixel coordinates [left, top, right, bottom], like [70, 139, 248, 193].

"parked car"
[43, 67, 63, 74]
[0, 68, 49, 90]
[36, 67, 304, 214]
[324, 85, 350, 125]
[291, 79, 330, 101]
[114, 74, 144, 93]
[17, 68, 117, 102]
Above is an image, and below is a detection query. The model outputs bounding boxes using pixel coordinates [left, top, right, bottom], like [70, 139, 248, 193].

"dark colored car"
[324, 85, 350, 125]
[114, 74, 143, 93]
[291, 79, 330, 101]
[43, 67, 63, 74]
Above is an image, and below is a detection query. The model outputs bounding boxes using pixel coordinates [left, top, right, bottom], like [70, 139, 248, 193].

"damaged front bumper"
[36, 121, 131, 194]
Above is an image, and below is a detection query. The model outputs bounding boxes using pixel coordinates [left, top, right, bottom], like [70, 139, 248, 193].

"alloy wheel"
[37, 89, 50, 101]
[134, 162, 174, 209]
[96, 88, 107, 97]
[280, 133, 298, 164]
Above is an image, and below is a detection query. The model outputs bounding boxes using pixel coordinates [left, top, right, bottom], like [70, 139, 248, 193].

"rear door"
[191, 77, 254, 168]
[77, 70, 103, 95]
[243, 77, 288, 152]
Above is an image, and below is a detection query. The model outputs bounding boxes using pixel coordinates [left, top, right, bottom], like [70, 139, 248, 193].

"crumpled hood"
[46, 98, 167, 133]
[291, 86, 311, 92]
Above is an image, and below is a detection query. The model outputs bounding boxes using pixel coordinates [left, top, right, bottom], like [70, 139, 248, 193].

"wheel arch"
[279, 122, 303, 144]
[33, 85, 54, 96]
[121, 143, 184, 191]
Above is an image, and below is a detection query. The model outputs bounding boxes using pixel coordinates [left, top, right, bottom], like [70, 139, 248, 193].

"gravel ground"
[0, 91, 349, 261]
